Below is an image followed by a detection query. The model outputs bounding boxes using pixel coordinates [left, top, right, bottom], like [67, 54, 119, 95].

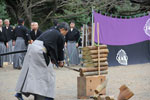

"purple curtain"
[94, 12, 150, 45]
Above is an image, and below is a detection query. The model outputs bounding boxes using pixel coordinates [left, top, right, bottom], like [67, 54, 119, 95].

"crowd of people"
[0, 18, 81, 100]
[0, 19, 81, 69]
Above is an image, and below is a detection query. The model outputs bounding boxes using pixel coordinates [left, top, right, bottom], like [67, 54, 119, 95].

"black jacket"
[3, 26, 14, 41]
[13, 25, 30, 45]
[37, 29, 65, 66]
[29, 29, 42, 41]
[65, 28, 80, 43]
[0, 27, 8, 44]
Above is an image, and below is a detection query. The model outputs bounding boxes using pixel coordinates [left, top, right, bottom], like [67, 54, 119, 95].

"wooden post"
[97, 22, 100, 75]
[92, 23, 95, 46]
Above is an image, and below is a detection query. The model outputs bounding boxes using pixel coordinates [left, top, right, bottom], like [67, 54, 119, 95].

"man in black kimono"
[29, 22, 42, 43]
[3, 19, 14, 64]
[65, 21, 80, 65]
[13, 18, 30, 69]
[0, 19, 8, 68]
[15, 22, 69, 100]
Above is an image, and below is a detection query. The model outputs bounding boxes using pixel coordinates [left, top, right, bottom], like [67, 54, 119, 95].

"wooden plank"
[89, 49, 109, 54]
[82, 45, 107, 51]
[80, 66, 108, 73]
[83, 58, 107, 63]
[84, 62, 108, 67]
[92, 58, 107, 62]
[82, 54, 108, 60]
[82, 49, 109, 56]
[90, 54, 108, 59]
[80, 70, 108, 77]
[94, 62, 108, 67]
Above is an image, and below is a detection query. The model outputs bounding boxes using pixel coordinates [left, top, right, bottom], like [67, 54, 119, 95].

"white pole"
[86, 24, 88, 46]
[82, 25, 85, 47]
[91, 7, 94, 46]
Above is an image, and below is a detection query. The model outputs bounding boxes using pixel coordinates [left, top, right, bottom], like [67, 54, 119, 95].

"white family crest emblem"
[144, 18, 150, 37]
[116, 49, 128, 66]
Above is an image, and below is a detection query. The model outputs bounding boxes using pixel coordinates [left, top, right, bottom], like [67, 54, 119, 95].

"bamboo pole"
[86, 24, 88, 46]
[92, 23, 95, 46]
[97, 22, 100, 75]
[82, 25, 85, 47]
[92, 7, 94, 46]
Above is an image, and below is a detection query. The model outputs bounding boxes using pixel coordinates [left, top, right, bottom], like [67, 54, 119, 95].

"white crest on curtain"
[144, 18, 150, 37]
[116, 49, 128, 66]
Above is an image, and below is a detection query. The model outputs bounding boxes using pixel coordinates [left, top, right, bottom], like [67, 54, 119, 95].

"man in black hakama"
[3, 19, 14, 64]
[28, 22, 42, 44]
[0, 19, 8, 68]
[15, 22, 69, 100]
[65, 21, 80, 65]
[12, 19, 30, 69]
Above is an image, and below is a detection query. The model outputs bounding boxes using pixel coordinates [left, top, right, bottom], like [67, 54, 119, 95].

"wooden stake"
[92, 23, 95, 46]
[97, 22, 100, 75]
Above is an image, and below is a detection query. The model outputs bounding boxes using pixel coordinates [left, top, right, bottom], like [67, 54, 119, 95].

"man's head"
[18, 18, 24, 25]
[53, 19, 59, 26]
[57, 22, 69, 36]
[31, 22, 34, 30]
[4, 19, 10, 27]
[0, 19, 3, 27]
[33, 22, 39, 30]
[70, 21, 75, 28]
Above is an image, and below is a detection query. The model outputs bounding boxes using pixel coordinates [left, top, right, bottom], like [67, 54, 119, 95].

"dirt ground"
[0, 63, 150, 100]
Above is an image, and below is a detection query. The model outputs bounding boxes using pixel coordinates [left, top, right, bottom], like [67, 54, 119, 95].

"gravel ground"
[0, 63, 150, 100]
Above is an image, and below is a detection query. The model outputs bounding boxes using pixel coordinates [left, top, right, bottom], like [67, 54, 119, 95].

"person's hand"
[76, 43, 79, 47]
[12, 41, 15, 46]
[65, 42, 67, 47]
[6, 42, 9, 48]
[28, 40, 33, 44]
[58, 61, 64, 67]
[51, 60, 55, 64]
[30, 40, 33, 44]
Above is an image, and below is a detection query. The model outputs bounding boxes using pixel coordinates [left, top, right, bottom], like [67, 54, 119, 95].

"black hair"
[53, 19, 59, 26]
[18, 18, 24, 25]
[57, 22, 69, 31]
[69, 20, 75, 24]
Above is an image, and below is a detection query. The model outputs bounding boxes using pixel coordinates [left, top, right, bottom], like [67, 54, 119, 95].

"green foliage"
[3, 0, 150, 30]
[0, 0, 9, 19]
